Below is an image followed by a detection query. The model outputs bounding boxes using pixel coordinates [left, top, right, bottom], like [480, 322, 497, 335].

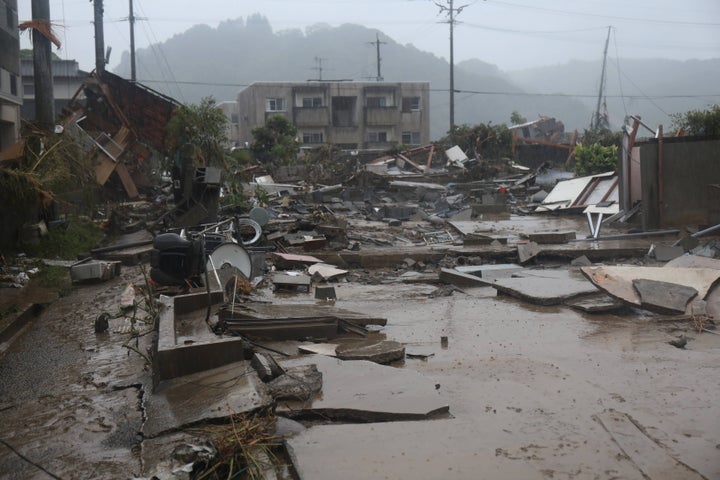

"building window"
[230, 113, 239, 123]
[10, 75, 17, 96]
[367, 131, 388, 143]
[302, 132, 324, 144]
[302, 97, 322, 108]
[366, 96, 387, 108]
[265, 97, 286, 112]
[402, 131, 421, 145]
[402, 96, 421, 112]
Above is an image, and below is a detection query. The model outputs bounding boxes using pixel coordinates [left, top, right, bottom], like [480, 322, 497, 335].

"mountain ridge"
[113, 15, 718, 139]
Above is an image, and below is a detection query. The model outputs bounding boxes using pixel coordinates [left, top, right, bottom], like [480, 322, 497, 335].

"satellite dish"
[206, 243, 252, 279]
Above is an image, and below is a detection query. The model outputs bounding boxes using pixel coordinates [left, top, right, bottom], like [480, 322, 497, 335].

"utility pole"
[93, 0, 105, 74]
[368, 33, 387, 82]
[311, 57, 326, 81]
[592, 26, 612, 130]
[31, 0, 55, 128]
[435, 0, 470, 132]
[129, 0, 136, 81]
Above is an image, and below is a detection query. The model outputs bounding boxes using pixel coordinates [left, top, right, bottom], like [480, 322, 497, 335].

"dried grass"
[189, 411, 285, 480]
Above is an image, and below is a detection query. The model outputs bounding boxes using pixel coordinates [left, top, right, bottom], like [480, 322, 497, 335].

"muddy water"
[0, 268, 149, 479]
[331, 284, 720, 480]
[2, 259, 718, 479]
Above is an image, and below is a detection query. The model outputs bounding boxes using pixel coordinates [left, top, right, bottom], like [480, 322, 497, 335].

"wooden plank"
[114, 161, 140, 199]
[94, 151, 117, 185]
[594, 410, 706, 480]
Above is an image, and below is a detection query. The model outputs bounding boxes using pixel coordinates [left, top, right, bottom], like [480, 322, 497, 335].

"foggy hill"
[507, 58, 720, 131]
[113, 14, 717, 139]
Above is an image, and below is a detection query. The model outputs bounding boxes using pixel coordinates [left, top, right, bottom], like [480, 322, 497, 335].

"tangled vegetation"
[441, 122, 513, 159]
[189, 412, 284, 479]
[167, 97, 229, 167]
[671, 104, 720, 137]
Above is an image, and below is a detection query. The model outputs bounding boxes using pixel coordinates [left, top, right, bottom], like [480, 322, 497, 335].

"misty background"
[107, 15, 720, 139]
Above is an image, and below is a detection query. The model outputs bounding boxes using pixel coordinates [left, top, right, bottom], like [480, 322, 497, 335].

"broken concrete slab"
[271, 252, 323, 268]
[471, 203, 509, 215]
[286, 420, 538, 480]
[566, 295, 625, 313]
[650, 245, 685, 262]
[250, 353, 284, 382]
[517, 241, 541, 264]
[276, 355, 448, 422]
[143, 361, 271, 438]
[308, 263, 348, 281]
[267, 364, 323, 401]
[272, 272, 311, 292]
[594, 410, 705, 480]
[298, 343, 339, 356]
[439, 267, 490, 287]
[455, 263, 524, 281]
[492, 270, 598, 306]
[528, 231, 576, 244]
[225, 303, 387, 327]
[581, 266, 720, 313]
[632, 278, 698, 314]
[571, 255, 592, 267]
[335, 340, 405, 364]
[664, 254, 720, 270]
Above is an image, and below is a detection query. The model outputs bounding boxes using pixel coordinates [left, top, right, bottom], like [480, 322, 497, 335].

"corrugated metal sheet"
[537, 171, 617, 212]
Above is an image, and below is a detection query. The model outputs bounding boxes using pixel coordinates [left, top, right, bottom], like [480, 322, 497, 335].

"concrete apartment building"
[21, 57, 89, 121]
[235, 81, 430, 150]
[0, 0, 21, 150]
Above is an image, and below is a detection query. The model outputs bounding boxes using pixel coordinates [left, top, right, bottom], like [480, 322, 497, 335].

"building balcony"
[293, 107, 330, 126]
[364, 106, 401, 126]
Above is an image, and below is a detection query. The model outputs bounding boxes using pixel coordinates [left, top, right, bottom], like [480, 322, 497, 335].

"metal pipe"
[691, 222, 720, 238]
[571, 229, 679, 242]
[658, 125, 664, 228]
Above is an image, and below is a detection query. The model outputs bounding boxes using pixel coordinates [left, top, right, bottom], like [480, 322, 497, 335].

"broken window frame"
[265, 97, 286, 112]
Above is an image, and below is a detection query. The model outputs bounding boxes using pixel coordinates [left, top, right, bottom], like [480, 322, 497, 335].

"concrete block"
[455, 264, 524, 281]
[153, 293, 245, 386]
[651, 245, 685, 262]
[471, 203, 509, 215]
[439, 268, 491, 287]
[528, 231, 576, 244]
[315, 286, 337, 300]
[70, 260, 122, 283]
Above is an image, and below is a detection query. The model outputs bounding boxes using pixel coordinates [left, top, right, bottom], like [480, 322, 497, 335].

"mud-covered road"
[1, 262, 719, 479]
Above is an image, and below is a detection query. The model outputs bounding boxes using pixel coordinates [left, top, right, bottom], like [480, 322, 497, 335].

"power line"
[486, 0, 720, 27]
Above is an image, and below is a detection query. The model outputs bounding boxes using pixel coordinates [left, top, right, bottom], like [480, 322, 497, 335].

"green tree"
[442, 122, 513, 159]
[166, 97, 228, 166]
[572, 142, 618, 176]
[510, 111, 525, 125]
[671, 104, 720, 137]
[250, 115, 299, 166]
[581, 127, 622, 149]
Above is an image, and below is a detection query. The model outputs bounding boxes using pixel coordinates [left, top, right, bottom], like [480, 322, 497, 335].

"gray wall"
[640, 137, 720, 229]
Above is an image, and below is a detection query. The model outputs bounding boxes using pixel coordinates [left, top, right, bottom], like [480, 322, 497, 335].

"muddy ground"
[0, 219, 719, 479]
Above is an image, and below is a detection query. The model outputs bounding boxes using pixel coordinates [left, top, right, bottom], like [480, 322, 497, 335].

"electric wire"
[611, 27, 628, 118]
[135, 0, 185, 102]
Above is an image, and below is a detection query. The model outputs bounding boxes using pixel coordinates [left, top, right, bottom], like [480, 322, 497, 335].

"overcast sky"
[18, 0, 720, 73]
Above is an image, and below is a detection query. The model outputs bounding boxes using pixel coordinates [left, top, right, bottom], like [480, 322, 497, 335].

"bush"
[671, 104, 720, 137]
[573, 143, 618, 176]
